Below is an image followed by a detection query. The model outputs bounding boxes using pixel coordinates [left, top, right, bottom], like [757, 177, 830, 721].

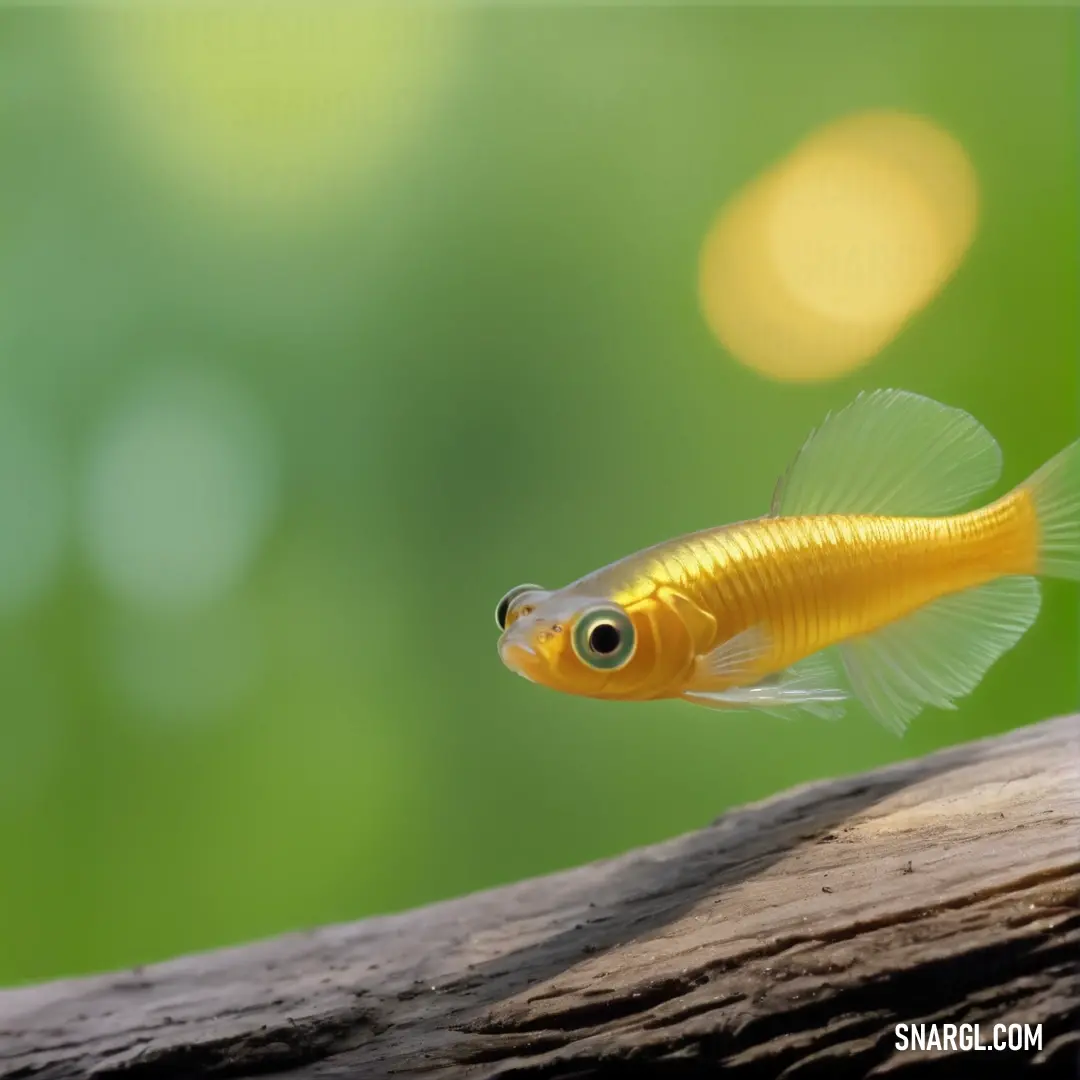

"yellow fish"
[495, 389, 1079, 734]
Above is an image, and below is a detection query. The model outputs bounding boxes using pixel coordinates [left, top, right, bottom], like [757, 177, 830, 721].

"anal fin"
[839, 575, 1041, 736]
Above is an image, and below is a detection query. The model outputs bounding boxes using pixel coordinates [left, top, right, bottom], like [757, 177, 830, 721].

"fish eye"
[572, 605, 636, 670]
[495, 583, 545, 630]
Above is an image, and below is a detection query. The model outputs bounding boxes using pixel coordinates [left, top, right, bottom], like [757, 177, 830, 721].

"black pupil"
[588, 621, 621, 655]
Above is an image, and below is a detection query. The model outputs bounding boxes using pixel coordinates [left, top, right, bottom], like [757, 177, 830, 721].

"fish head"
[495, 584, 656, 698]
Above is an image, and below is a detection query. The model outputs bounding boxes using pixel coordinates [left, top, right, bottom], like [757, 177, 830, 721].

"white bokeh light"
[81, 368, 278, 614]
[0, 404, 66, 617]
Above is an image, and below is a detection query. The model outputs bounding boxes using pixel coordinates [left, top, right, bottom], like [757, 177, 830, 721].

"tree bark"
[1, 714, 1077, 1080]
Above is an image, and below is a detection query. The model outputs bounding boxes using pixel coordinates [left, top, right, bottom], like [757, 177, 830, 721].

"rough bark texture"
[1, 715, 1078, 1080]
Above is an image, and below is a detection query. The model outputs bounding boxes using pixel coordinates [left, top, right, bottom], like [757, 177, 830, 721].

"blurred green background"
[0, 8, 1076, 987]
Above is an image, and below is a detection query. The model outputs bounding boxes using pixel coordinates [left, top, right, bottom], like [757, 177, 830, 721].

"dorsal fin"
[770, 389, 1003, 518]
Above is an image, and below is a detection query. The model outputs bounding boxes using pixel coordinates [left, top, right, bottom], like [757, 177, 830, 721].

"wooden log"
[1, 714, 1077, 1079]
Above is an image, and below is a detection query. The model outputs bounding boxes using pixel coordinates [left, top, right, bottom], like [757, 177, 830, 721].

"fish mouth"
[498, 637, 540, 682]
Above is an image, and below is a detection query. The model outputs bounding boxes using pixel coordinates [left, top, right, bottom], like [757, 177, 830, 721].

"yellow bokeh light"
[699, 111, 980, 382]
[83, 7, 459, 227]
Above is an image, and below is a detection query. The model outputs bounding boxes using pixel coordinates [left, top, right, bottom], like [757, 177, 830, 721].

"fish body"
[496, 390, 1079, 734]
[552, 494, 1036, 700]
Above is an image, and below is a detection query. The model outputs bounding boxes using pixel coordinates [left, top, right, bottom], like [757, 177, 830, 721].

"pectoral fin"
[689, 624, 772, 689]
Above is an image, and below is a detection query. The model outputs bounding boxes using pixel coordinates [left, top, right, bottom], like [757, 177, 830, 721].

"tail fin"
[1024, 438, 1080, 581]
